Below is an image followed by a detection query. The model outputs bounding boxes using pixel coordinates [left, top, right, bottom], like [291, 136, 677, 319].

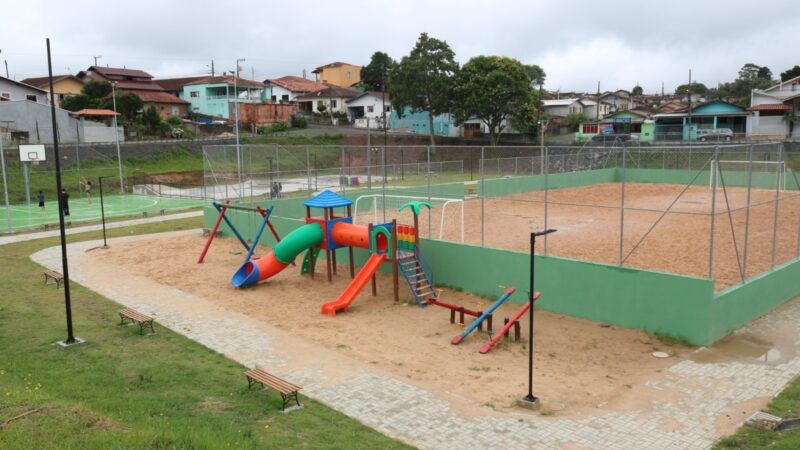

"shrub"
[165, 115, 183, 127]
[290, 114, 308, 129]
[270, 122, 290, 132]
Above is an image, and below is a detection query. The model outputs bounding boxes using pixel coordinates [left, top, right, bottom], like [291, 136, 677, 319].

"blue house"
[181, 75, 267, 119]
[389, 107, 459, 137]
[653, 100, 748, 140]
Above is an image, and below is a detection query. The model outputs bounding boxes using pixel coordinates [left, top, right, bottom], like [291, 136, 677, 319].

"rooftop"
[312, 61, 358, 73]
[542, 98, 582, 107]
[130, 90, 190, 105]
[0, 75, 48, 94]
[295, 85, 360, 100]
[71, 108, 119, 117]
[304, 190, 352, 208]
[185, 75, 264, 89]
[747, 104, 792, 111]
[20, 75, 81, 89]
[264, 75, 327, 93]
[84, 65, 153, 80]
[346, 91, 389, 103]
[154, 76, 210, 92]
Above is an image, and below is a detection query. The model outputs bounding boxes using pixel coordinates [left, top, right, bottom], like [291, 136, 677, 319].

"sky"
[1, 0, 798, 94]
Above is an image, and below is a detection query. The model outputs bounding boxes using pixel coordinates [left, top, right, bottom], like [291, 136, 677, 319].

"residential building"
[238, 103, 298, 127]
[654, 100, 748, 140]
[263, 76, 327, 103]
[0, 100, 122, 144]
[580, 98, 612, 120]
[76, 65, 188, 118]
[598, 90, 644, 113]
[182, 75, 264, 120]
[20, 75, 83, 107]
[154, 76, 210, 98]
[654, 100, 686, 113]
[747, 76, 800, 139]
[0, 76, 49, 104]
[389, 108, 460, 137]
[312, 62, 361, 87]
[542, 98, 584, 117]
[295, 86, 360, 117]
[576, 110, 654, 142]
[346, 92, 391, 127]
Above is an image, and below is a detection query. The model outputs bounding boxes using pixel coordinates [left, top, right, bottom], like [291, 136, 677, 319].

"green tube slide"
[273, 222, 325, 264]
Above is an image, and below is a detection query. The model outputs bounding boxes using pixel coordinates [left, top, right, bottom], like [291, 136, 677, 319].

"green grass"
[242, 133, 343, 146]
[715, 375, 800, 449]
[0, 217, 413, 449]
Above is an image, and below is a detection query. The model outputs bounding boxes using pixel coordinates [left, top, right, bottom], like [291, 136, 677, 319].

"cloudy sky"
[2, 0, 797, 93]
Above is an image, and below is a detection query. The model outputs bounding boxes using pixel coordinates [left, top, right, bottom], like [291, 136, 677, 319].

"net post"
[770, 142, 783, 270]
[742, 144, 754, 279]
[708, 146, 719, 279]
[619, 145, 626, 265]
[480, 146, 485, 247]
[544, 146, 550, 255]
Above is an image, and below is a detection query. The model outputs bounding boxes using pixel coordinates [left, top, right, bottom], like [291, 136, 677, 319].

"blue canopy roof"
[304, 190, 352, 208]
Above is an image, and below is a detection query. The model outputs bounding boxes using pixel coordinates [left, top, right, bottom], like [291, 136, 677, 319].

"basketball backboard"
[19, 144, 46, 162]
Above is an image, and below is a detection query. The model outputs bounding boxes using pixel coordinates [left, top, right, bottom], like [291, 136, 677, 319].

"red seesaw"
[479, 291, 540, 354]
[427, 298, 493, 332]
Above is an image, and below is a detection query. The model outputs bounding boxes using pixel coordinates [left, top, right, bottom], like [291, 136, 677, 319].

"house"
[576, 109, 654, 142]
[0, 100, 122, 144]
[182, 76, 264, 120]
[263, 76, 327, 103]
[747, 76, 800, 139]
[389, 108, 460, 137]
[345, 92, 391, 127]
[76, 65, 189, 118]
[154, 76, 210, 98]
[0, 76, 49, 104]
[542, 98, 584, 117]
[598, 90, 645, 113]
[20, 75, 83, 107]
[655, 100, 686, 113]
[312, 62, 361, 88]
[294, 86, 360, 117]
[654, 100, 748, 140]
[579, 98, 612, 120]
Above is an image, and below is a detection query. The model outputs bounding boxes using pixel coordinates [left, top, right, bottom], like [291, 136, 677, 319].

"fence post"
[619, 145, 626, 265]
[708, 146, 719, 279]
[306, 146, 311, 193]
[480, 146, 485, 247]
[742, 144, 754, 279]
[340, 146, 345, 194]
[770, 142, 783, 270]
[544, 146, 550, 254]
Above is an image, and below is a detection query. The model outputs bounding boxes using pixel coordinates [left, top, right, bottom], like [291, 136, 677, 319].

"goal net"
[710, 160, 788, 191]
[352, 194, 465, 243]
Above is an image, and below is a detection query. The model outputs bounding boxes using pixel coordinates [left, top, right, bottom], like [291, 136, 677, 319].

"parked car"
[697, 128, 733, 142]
[591, 133, 631, 143]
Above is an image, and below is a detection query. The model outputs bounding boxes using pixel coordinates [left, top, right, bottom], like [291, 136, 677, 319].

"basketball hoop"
[28, 153, 40, 166]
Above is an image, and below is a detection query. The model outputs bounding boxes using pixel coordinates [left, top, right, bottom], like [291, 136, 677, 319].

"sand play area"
[87, 232, 691, 416]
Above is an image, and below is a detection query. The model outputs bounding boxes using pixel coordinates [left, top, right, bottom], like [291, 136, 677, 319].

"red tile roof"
[87, 65, 153, 79]
[20, 75, 81, 89]
[747, 104, 792, 111]
[72, 109, 119, 117]
[185, 75, 263, 89]
[130, 90, 189, 105]
[264, 75, 327, 93]
[116, 81, 165, 91]
[295, 86, 361, 100]
[154, 76, 210, 92]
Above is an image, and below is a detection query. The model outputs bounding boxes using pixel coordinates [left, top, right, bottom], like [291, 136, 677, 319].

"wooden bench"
[118, 308, 156, 335]
[245, 368, 302, 412]
[42, 270, 64, 289]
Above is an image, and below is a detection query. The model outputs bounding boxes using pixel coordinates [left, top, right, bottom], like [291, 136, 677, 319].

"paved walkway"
[31, 233, 800, 450]
[0, 210, 202, 246]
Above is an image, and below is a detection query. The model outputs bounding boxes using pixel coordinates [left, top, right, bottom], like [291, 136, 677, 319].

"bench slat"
[119, 309, 154, 323]
[245, 369, 301, 394]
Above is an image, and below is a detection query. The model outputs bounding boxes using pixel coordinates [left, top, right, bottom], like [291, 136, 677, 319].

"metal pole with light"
[234, 58, 245, 199]
[47, 38, 83, 347]
[520, 228, 556, 409]
[111, 81, 124, 193]
[0, 119, 14, 233]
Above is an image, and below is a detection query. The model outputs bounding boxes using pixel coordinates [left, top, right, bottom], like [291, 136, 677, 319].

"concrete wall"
[238, 102, 297, 126]
[0, 100, 121, 144]
[748, 113, 788, 137]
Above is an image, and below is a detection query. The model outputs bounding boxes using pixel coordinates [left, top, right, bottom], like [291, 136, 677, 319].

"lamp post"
[111, 81, 124, 193]
[520, 228, 556, 409]
[0, 119, 14, 233]
[234, 58, 245, 199]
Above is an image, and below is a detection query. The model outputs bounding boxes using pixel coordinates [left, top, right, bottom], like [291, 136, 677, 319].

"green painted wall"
[480, 168, 617, 196]
[622, 168, 793, 190]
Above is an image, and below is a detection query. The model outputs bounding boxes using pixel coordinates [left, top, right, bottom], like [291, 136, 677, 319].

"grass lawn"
[715, 376, 800, 449]
[0, 217, 413, 449]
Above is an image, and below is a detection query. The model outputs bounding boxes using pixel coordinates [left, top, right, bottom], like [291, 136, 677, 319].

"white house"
[0, 76, 49, 104]
[263, 75, 327, 103]
[580, 98, 612, 120]
[294, 86, 360, 116]
[747, 76, 800, 139]
[346, 92, 391, 127]
[542, 98, 584, 117]
[598, 90, 644, 113]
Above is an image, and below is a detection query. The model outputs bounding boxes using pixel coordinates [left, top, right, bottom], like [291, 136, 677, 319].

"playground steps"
[301, 248, 321, 274]
[398, 254, 436, 306]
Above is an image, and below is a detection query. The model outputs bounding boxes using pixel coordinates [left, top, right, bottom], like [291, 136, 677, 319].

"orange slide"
[321, 253, 387, 316]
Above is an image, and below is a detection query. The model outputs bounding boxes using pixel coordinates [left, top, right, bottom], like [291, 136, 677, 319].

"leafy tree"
[524, 64, 546, 86]
[631, 85, 643, 96]
[757, 66, 773, 80]
[361, 51, 395, 91]
[82, 80, 113, 98]
[510, 89, 543, 136]
[452, 55, 535, 145]
[59, 94, 95, 112]
[99, 92, 143, 122]
[675, 82, 708, 96]
[564, 112, 587, 131]
[165, 115, 183, 127]
[781, 65, 800, 82]
[141, 106, 163, 134]
[389, 32, 459, 146]
[316, 102, 327, 114]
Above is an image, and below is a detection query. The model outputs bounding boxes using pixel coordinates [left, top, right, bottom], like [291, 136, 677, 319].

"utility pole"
[234, 58, 245, 198]
[687, 69, 693, 141]
[93, 55, 101, 66]
[211, 60, 215, 76]
[3, 60, 8, 78]
[596, 81, 600, 122]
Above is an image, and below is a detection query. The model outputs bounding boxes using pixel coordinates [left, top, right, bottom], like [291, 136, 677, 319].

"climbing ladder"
[398, 250, 437, 306]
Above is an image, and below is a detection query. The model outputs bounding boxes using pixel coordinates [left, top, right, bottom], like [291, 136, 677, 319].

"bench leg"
[279, 391, 301, 411]
[119, 313, 128, 326]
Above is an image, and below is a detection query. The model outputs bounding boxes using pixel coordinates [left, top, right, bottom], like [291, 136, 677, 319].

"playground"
[88, 231, 686, 415]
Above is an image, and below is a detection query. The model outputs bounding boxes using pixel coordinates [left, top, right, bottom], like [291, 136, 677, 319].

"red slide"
[321, 253, 387, 316]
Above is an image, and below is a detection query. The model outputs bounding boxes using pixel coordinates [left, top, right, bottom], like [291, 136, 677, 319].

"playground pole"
[0, 120, 13, 234]
[521, 228, 556, 409]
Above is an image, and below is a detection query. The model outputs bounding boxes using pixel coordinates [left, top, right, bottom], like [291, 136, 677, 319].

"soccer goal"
[353, 194, 465, 242]
[710, 160, 788, 191]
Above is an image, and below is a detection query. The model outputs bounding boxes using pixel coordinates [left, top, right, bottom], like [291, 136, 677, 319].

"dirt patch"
[148, 171, 204, 185]
[90, 233, 690, 417]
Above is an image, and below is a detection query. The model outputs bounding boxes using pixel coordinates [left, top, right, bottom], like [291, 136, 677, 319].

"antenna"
[93, 55, 102, 66]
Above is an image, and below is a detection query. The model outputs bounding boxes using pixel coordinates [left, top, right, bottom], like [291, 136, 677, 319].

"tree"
[141, 106, 163, 134]
[452, 56, 535, 145]
[361, 51, 395, 91]
[675, 82, 708, 96]
[99, 92, 143, 122]
[510, 89, 542, 136]
[82, 80, 113, 99]
[564, 112, 587, 131]
[523, 64, 546, 86]
[389, 32, 459, 146]
[631, 85, 643, 96]
[781, 65, 800, 82]
[757, 66, 773, 81]
[59, 94, 95, 112]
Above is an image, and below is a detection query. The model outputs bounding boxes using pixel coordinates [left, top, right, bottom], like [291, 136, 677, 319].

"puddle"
[690, 333, 790, 365]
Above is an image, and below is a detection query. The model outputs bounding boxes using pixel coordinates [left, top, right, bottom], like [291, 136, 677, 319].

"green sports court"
[0, 194, 203, 230]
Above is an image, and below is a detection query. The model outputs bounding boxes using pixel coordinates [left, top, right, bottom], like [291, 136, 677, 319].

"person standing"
[37, 190, 45, 212]
[80, 178, 93, 204]
[278, 181, 283, 198]
[60, 188, 70, 217]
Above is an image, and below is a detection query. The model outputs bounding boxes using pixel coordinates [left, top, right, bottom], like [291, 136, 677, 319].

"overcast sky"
[2, 0, 797, 94]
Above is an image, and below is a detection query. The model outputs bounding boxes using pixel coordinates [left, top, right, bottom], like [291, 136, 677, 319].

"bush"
[270, 122, 290, 132]
[165, 115, 183, 127]
[290, 114, 308, 129]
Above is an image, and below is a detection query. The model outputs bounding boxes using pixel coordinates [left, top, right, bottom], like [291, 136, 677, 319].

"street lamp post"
[0, 119, 14, 233]
[111, 82, 124, 193]
[234, 58, 245, 199]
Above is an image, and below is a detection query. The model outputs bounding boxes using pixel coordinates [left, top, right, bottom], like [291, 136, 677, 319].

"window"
[171, 106, 179, 115]
[271, 95, 277, 102]
[330, 100, 337, 108]
[0, 92, 10, 100]
[367, 105, 374, 113]
[583, 124, 598, 134]
[190, 91, 200, 98]
[281, 94, 289, 102]
[346, 71, 351, 78]
[385, 105, 391, 112]
[26, 94, 38, 102]
[317, 100, 324, 108]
